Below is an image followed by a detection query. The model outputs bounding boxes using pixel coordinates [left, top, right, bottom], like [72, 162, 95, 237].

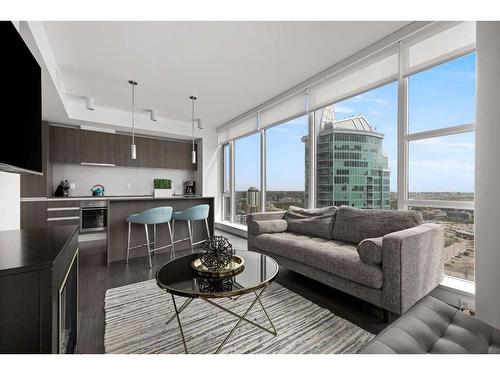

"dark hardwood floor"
[77, 230, 389, 353]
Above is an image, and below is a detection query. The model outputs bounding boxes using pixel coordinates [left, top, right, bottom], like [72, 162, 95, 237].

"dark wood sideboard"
[0, 225, 79, 353]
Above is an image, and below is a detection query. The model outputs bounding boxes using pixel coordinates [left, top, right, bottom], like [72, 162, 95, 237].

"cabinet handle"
[80, 162, 116, 167]
[47, 207, 80, 211]
[47, 216, 80, 221]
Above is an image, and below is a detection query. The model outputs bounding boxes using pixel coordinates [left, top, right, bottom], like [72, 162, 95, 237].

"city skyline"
[234, 53, 475, 194]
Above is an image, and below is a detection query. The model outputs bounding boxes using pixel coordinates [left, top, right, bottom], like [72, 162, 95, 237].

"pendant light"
[189, 95, 197, 164]
[128, 80, 138, 159]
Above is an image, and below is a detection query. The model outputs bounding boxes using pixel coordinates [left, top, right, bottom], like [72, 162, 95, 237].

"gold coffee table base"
[166, 284, 277, 354]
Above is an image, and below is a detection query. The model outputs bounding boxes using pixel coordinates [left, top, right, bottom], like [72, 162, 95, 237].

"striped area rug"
[104, 279, 374, 354]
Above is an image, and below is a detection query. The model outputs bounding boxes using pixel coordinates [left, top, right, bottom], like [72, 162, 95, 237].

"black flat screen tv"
[0, 21, 42, 175]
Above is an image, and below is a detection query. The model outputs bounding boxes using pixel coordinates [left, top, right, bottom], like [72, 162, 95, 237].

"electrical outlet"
[126, 183, 132, 190]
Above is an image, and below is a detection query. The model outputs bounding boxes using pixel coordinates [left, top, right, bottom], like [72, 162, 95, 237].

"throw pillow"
[332, 205, 423, 244]
[357, 237, 383, 265]
[248, 219, 288, 235]
[285, 205, 337, 240]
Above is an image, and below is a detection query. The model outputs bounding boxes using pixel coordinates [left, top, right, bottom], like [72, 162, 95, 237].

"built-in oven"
[80, 200, 107, 233]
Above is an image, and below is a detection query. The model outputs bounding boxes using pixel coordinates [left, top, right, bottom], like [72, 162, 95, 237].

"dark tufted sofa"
[359, 295, 500, 353]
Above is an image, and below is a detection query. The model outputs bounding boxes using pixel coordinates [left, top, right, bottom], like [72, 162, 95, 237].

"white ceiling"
[41, 21, 410, 130]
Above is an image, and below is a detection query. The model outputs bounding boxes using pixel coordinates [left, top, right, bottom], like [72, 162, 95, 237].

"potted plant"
[153, 178, 173, 198]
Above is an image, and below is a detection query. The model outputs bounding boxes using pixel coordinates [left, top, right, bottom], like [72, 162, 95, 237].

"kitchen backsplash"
[52, 163, 197, 197]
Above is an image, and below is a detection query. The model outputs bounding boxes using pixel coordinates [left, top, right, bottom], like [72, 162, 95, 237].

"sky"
[234, 52, 476, 193]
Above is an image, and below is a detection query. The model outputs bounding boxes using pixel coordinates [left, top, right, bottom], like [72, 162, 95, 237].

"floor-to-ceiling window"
[219, 24, 476, 284]
[407, 52, 476, 281]
[265, 115, 309, 211]
[314, 82, 398, 209]
[234, 133, 261, 225]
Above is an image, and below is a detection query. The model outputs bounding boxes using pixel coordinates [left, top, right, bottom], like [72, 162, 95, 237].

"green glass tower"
[304, 106, 390, 209]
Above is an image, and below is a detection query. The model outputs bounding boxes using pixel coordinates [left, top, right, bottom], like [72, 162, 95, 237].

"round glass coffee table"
[156, 250, 279, 354]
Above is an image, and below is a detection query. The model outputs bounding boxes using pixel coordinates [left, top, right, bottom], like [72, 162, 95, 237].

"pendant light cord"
[132, 83, 135, 145]
[190, 96, 196, 152]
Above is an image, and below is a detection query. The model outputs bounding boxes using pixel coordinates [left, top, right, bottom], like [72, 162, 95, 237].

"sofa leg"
[383, 310, 391, 323]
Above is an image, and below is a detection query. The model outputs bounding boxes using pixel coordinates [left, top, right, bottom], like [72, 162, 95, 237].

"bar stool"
[172, 204, 210, 252]
[126, 206, 174, 268]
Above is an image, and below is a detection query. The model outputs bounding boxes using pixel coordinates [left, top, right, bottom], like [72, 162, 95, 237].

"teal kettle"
[91, 184, 105, 197]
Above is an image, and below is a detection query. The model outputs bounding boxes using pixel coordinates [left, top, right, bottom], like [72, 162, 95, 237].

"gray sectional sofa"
[247, 205, 445, 317]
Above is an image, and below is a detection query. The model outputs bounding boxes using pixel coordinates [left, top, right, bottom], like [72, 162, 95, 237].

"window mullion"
[397, 41, 409, 210]
[230, 140, 235, 223]
[406, 123, 475, 141]
[260, 129, 266, 212]
[308, 111, 316, 208]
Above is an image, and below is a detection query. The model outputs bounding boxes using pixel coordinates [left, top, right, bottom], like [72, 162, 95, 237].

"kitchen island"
[0, 225, 79, 353]
[106, 196, 214, 265]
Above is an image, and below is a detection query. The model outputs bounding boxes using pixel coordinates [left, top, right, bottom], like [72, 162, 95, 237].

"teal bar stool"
[126, 206, 174, 268]
[172, 204, 210, 252]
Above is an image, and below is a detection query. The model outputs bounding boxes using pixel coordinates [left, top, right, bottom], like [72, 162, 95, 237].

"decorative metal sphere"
[200, 235, 233, 271]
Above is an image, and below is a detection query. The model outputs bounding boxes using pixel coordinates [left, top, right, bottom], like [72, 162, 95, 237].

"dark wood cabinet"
[21, 201, 48, 229]
[115, 134, 138, 167]
[136, 137, 152, 168]
[80, 130, 116, 165]
[137, 137, 163, 168]
[50, 126, 81, 164]
[160, 140, 174, 168]
[173, 141, 196, 169]
[21, 122, 52, 197]
[0, 226, 79, 353]
[48, 125, 196, 170]
[46, 200, 80, 227]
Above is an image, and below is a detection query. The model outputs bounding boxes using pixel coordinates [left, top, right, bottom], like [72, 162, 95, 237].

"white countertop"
[21, 195, 213, 202]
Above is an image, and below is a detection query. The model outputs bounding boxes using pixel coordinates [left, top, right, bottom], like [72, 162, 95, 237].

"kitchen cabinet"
[173, 141, 197, 170]
[20, 201, 48, 229]
[115, 134, 138, 167]
[160, 140, 174, 168]
[156, 139, 197, 170]
[137, 137, 164, 168]
[0, 226, 79, 353]
[49, 126, 81, 164]
[21, 122, 52, 197]
[49, 125, 196, 170]
[46, 200, 80, 227]
[80, 130, 116, 165]
[137, 137, 197, 170]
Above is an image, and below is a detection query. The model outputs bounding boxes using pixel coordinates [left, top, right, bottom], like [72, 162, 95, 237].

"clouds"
[409, 132, 475, 192]
[409, 159, 474, 192]
[351, 93, 390, 106]
[412, 137, 474, 150]
[334, 104, 355, 114]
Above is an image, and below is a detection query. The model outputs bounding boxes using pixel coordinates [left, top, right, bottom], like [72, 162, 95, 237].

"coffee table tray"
[191, 255, 245, 278]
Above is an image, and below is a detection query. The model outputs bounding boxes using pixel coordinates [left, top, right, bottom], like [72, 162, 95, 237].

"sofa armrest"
[381, 223, 444, 315]
[246, 211, 286, 227]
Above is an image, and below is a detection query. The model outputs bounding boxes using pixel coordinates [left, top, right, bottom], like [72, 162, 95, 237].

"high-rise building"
[303, 106, 390, 209]
[246, 186, 260, 213]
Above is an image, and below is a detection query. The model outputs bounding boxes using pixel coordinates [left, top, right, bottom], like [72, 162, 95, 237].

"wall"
[52, 164, 197, 197]
[0, 171, 20, 231]
[475, 21, 500, 329]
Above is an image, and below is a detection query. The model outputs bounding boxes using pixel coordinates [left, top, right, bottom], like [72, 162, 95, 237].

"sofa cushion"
[247, 219, 288, 235]
[357, 237, 383, 265]
[250, 231, 383, 289]
[285, 205, 337, 240]
[332, 206, 423, 245]
[359, 295, 500, 354]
